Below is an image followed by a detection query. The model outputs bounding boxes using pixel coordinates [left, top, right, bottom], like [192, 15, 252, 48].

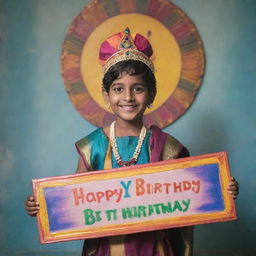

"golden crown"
[99, 28, 154, 74]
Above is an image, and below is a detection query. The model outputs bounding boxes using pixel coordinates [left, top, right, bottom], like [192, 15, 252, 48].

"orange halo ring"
[61, 0, 205, 128]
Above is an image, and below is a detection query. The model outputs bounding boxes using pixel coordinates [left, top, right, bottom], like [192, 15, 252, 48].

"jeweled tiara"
[99, 28, 154, 74]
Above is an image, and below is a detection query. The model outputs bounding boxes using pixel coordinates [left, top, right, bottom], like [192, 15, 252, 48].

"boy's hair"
[102, 60, 156, 99]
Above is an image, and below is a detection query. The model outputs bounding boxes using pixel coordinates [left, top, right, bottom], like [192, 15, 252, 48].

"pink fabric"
[99, 41, 118, 61]
[134, 34, 153, 57]
[75, 143, 91, 170]
[149, 126, 168, 163]
[125, 232, 157, 255]
[95, 238, 109, 256]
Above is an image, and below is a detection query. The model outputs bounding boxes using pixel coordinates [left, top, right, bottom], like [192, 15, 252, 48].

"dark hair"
[102, 60, 156, 100]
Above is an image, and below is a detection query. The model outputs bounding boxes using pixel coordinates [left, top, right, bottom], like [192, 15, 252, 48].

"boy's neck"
[114, 120, 145, 137]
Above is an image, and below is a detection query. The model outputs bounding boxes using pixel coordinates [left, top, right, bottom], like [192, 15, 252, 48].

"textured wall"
[0, 0, 255, 255]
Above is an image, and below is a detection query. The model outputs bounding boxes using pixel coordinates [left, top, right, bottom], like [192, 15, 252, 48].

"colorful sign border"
[33, 152, 236, 244]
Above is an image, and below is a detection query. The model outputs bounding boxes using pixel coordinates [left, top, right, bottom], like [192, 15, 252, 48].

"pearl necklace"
[109, 121, 147, 166]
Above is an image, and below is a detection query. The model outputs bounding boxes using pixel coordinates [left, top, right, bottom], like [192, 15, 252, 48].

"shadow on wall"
[191, 112, 252, 255]
[191, 112, 230, 155]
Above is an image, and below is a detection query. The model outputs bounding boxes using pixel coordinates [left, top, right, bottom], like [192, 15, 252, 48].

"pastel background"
[0, 0, 255, 256]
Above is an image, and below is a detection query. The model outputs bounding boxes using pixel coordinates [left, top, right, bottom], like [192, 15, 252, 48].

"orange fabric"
[107, 33, 122, 49]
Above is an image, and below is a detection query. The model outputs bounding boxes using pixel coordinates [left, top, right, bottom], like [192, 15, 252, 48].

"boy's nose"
[124, 89, 134, 101]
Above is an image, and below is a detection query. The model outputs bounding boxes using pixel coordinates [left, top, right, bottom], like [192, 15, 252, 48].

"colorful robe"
[76, 126, 193, 256]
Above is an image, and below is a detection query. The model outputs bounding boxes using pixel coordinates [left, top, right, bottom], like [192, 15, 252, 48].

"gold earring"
[105, 103, 110, 108]
[147, 103, 153, 109]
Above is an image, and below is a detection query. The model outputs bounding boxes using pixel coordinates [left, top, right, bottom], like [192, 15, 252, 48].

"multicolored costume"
[76, 126, 193, 256]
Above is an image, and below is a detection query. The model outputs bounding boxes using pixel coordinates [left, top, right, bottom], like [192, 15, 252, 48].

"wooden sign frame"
[33, 152, 236, 244]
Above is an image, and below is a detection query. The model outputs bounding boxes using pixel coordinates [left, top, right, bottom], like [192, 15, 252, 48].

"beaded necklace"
[109, 121, 147, 167]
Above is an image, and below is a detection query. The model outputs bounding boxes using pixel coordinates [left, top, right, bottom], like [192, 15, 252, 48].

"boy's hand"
[228, 177, 239, 199]
[25, 195, 40, 216]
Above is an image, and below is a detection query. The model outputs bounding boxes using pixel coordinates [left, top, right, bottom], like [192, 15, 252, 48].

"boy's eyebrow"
[133, 83, 145, 86]
[111, 82, 124, 86]
[111, 82, 145, 86]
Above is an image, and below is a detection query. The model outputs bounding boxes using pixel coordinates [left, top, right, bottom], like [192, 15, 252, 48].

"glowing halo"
[61, 0, 205, 128]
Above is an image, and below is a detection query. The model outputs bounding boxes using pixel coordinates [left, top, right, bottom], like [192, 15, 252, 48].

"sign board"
[33, 152, 236, 244]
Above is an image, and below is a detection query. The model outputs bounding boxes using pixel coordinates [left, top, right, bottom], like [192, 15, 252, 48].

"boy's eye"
[111, 85, 145, 94]
[113, 87, 123, 93]
[133, 86, 145, 93]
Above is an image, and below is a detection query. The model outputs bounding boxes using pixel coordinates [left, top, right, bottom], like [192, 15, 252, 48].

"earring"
[147, 103, 153, 109]
[105, 103, 110, 108]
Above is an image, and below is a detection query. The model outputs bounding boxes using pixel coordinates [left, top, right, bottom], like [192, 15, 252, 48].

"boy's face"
[103, 73, 151, 124]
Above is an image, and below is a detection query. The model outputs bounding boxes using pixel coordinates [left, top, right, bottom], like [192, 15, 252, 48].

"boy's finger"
[229, 180, 238, 185]
[228, 190, 239, 195]
[228, 185, 238, 190]
[25, 201, 39, 209]
[25, 204, 39, 210]
[25, 200, 35, 206]
[230, 177, 237, 182]
[27, 196, 37, 203]
[27, 210, 38, 216]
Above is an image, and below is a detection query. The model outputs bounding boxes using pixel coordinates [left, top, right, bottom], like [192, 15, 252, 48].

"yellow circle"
[81, 13, 181, 113]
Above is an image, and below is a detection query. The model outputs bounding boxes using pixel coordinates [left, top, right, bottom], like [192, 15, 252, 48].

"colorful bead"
[110, 121, 147, 167]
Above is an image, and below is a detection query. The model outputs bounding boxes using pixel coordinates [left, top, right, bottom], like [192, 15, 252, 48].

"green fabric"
[83, 128, 150, 170]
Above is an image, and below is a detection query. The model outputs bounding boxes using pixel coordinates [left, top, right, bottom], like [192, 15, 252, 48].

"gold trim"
[103, 49, 154, 74]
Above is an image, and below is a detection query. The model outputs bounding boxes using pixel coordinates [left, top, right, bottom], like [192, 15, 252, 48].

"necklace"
[109, 121, 147, 167]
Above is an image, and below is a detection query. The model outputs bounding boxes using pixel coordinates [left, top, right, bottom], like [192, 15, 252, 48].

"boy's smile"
[103, 73, 150, 124]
